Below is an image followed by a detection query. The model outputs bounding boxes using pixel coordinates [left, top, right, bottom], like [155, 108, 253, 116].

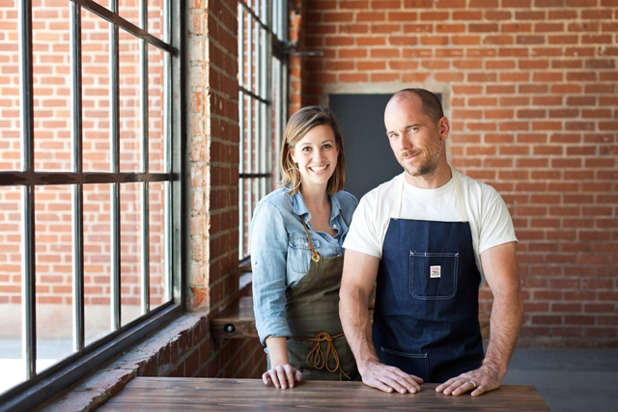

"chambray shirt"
[250, 187, 358, 345]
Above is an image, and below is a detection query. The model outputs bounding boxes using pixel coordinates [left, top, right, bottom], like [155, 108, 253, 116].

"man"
[339, 88, 522, 397]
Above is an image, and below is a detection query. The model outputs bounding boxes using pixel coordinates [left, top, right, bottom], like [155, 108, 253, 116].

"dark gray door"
[329, 94, 401, 200]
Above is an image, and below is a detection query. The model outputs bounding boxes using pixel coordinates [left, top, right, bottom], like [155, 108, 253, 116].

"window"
[0, 0, 181, 409]
[237, 0, 288, 259]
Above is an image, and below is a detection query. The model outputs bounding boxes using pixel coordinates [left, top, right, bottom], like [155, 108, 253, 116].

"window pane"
[32, 2, 71, 172]
[148, 0, 163, 39]
[119, 0, 139, 31]
[148, 181, 166, 308]
[0, 4, 21, 172]
[148, 44, 165, 173]
[119, 29, 141, 173]
[120, 182, 142, 325]
[34, 185, 73, 374]
[0, 186, 23, 393]
[82, 8, 111, 173]
[83, 183, 112, 345]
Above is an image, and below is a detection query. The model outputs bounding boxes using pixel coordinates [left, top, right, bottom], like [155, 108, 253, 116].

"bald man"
[339, 88, 522, 397]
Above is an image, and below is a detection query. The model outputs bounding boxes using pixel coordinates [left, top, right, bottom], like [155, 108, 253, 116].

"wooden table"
[99, 377, 549, 411]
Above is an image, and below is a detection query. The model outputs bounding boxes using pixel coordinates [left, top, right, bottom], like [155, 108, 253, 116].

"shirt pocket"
[409, 251, 458, 300]
[287, 236, 321, 276]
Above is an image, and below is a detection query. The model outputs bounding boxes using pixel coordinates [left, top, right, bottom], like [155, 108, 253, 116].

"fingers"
[361, 362, 423, 394]
[262, 364, 302, 389]
[436, 375, 494, 396]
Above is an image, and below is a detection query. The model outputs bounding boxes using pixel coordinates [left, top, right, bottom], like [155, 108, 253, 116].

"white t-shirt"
[343, 169, 518, 283]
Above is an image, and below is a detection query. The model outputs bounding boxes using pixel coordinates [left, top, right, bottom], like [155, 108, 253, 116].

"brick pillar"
[187, 0, 240, 313]
[289, 0, 305, 113]
[186, 0, 265, 378]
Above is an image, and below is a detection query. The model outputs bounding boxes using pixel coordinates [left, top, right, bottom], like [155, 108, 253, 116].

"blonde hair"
[280, 106, 347, 195]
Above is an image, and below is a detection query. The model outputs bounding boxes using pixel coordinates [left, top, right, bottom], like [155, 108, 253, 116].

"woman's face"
[290, 124, 339, 191]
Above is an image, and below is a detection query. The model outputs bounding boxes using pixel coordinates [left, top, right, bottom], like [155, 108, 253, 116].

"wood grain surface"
[99, 377, 549, 411]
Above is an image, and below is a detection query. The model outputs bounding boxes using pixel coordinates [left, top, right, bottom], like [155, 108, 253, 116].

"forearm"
[339, 286, 379, 370]
[265, 336, 290, 367]
[482, 284, 522, 379]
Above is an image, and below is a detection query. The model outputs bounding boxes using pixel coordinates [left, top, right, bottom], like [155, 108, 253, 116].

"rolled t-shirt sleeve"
[477, 187, 518, 254]
[342, 194, 383, 259]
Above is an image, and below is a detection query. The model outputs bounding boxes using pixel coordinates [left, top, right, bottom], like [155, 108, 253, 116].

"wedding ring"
[469, 380, 476, 389]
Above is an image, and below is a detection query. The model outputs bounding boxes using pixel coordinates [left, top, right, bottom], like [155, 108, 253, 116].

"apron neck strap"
[300, 215, 320, 262]
[450, 167, 468, 222]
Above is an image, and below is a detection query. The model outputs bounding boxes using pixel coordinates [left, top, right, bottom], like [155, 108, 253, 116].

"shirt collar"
[290, 188, 343, 223]
[291, 189, 309, 217]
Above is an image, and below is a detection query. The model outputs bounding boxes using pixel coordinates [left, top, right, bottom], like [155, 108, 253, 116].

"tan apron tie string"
[295, 332, 351, 381]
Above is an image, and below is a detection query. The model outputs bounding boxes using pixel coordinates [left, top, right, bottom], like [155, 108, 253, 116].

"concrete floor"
[503, 348, 618, 412]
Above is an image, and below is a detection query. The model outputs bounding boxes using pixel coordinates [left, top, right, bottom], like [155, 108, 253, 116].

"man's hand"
[435, 241, 522, 397]
[262, 364, 302, 389]
[435, 362, 502, 397]
[359, 359, 423, 394]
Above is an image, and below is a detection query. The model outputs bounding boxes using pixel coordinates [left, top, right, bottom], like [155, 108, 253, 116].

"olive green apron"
[284, 216, 360, 381]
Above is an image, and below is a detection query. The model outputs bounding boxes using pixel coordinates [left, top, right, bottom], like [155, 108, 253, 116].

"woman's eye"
[323, 144, 332, 149]
[302, 146, 311, 152]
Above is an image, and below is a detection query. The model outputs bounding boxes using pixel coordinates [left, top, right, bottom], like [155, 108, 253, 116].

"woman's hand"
[262, 364, 303, 389]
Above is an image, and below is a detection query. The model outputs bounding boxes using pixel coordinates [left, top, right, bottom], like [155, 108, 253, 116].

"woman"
[250, 106, 360, 389]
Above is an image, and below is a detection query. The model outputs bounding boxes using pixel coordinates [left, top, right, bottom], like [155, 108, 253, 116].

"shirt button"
[305, 242, 309, 246]
[333, 224, 338, 229]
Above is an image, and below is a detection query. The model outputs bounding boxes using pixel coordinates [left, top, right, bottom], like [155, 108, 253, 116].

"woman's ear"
[289, 147, 297, 164]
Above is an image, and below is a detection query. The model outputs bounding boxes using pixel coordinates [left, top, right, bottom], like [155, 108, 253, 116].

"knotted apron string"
[293, 332, 351, 381]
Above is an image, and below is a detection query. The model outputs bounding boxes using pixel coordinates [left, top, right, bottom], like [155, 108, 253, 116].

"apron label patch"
[430, 265, 441, 278]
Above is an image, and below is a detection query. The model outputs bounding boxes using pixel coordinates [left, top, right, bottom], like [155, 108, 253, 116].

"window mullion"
[140, 0, 150, 314]
[71, 1, 86, 352]
[18, 0, 36, 381]
[110, 0, 121, 331]
[238, 3, 246, 259]
[163, 0, 173, 301]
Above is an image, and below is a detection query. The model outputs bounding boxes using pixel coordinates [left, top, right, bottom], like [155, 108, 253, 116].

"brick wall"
[295, 0, 618, 347]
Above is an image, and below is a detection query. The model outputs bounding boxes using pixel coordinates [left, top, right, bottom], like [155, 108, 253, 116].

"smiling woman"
[250, 106, 361, 388]
[290, 124, 339, 193]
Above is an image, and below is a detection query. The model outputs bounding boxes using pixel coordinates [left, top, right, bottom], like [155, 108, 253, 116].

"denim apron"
[373, 170, 484, 383]
[284, 216, 359, 381]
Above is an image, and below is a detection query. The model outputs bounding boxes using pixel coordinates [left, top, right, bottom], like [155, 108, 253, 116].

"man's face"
[384, 95, 447, 180]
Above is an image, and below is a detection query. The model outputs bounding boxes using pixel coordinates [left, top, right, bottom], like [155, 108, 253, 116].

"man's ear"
[438, 116, 450, 142]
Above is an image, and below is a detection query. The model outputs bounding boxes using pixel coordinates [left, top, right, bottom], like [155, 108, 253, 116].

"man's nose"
[398, 135, 412, 152]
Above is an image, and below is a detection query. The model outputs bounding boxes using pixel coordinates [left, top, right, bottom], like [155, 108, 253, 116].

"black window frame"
[0, 0, 183, 409]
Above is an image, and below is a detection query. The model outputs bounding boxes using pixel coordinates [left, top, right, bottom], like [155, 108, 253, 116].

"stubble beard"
[401, 148, 441, 178]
